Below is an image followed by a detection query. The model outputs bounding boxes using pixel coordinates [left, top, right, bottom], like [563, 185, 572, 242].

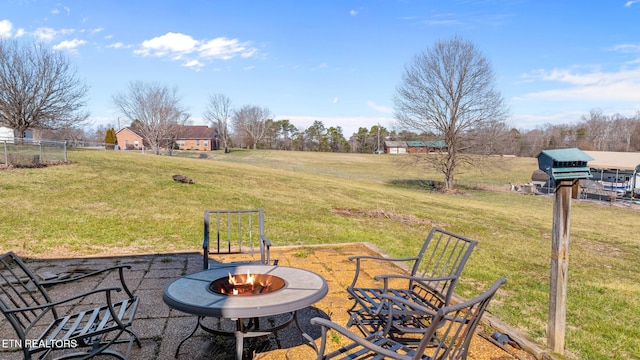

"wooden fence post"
[548, 179, 573, 354]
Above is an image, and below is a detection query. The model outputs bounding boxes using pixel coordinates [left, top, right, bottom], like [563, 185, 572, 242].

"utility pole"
[376, 124, 381, 154]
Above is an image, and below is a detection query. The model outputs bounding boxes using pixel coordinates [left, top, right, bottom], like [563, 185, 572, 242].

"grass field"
[1, 148, 638, 359]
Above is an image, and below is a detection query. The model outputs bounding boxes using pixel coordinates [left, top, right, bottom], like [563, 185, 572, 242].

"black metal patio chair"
[0, 251, 140, 360]
[311, 277, 506, 360]
[202, 209, 277, 270]
[346, 227, 477, 337]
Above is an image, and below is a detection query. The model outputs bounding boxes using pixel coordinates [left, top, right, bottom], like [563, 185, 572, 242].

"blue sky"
[2, 0, 640, 137]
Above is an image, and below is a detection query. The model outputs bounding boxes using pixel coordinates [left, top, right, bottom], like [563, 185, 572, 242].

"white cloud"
[88, 28, 103, 36]
[15, 28, 25, 37]
[611, 43, 640, 53]
[312, 62, 328, 71]
[0, 19, 12, 38]
[333, 97, 339, 104]
[107, 42, 126, 49]
[366, 101, 393, 113]
[53, 39, 87, 52]
[183, 59, 204, 70]
[350, 10, 358, 16]
[199, 37, 256, 60]
[33, 27, 57, 42]
[512, 110, 587, 130]
[59, 28, 75, 36]
[134, 32, 258, 70]
[624, 0, 640, 7]
[136, 32, 199, 57]
[518, 66, 640, 102]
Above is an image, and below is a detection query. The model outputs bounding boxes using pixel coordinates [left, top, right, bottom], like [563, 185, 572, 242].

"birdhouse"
[537, 148, 593, 181]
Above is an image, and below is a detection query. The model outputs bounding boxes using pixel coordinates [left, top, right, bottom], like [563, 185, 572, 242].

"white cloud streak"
[366, 101, 393, 113]
[33, 27, 57, 42]
[134, 32, 258, 69]
[610, 43, 640, 53]
[517, 66, 640, 102]
[53, 39, 87, 52]
[311, 62, 328, 71]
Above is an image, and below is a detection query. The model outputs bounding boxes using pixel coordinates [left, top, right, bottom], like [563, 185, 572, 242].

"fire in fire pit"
[209, 271, 286, 296]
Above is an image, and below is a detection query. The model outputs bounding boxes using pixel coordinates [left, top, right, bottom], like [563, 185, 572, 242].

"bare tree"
[0, 40, 89, 142]
[464, 119, 517, 155]
[112, 81, 189, 155]
[232, 105, 271, 149]
[394, 35, 509, 191]
[203, 93, 232, 152]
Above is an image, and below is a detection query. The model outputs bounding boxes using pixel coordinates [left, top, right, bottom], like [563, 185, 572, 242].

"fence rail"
[1, 138, 68, 167]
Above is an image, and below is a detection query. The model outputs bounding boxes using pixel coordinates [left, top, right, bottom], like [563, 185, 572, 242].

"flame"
[228, 270, 255, 286]
[216, 271, 274, 295]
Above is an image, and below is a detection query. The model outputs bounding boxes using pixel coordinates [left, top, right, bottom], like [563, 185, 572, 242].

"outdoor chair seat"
[346, 227, 477, 337]
[311, 278, 506, 360]
[0, 251, 140, 360]
[202, 209, 277, 270]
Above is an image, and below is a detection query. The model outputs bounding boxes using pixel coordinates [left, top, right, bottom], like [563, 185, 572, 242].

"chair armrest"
[261, 235, 272, 248]
[374, 274, 456, 305]
[376, 293, 443, 334]
[374, 274, 456, 283]
[261, 235, 274, 265]
[348, 255, 419, 263]
[310, 317, 410, 360]
[348, 255, 420, 288]
[377, 293, 438, 316]
[2, 286, 122, 313]
[40, 264, 135, 298]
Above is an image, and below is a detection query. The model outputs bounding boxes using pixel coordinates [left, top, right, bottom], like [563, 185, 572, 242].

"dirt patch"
[331, 207, 437, 229]
[0, 160, 69, 170]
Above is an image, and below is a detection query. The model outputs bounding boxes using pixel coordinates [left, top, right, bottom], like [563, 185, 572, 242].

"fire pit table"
[163, 264, 328, 359]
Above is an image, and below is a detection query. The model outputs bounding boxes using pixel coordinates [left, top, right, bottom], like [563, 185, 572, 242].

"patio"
[0, 244, 540, 360]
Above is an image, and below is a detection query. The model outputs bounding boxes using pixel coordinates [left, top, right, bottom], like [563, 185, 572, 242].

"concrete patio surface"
[1, 244, 542, 360]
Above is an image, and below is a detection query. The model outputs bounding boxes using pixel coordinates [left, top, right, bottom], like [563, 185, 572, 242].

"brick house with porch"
[175, 125, 218, 151]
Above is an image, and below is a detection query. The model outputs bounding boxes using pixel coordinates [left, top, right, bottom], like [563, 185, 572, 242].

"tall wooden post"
[548, 179, 573, 354]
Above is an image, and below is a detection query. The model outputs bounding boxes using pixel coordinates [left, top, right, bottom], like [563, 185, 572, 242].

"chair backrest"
[202, 209, 269, 269]
[411, 227, 478, 306]
[0, 252, 56, 339]
[412, 277, 506, 360]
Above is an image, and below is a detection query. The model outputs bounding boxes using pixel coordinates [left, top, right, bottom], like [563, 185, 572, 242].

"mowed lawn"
[1, 148, 638, 360]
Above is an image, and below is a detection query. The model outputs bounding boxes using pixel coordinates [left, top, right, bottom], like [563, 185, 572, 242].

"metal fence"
[1, 138, 68, 167]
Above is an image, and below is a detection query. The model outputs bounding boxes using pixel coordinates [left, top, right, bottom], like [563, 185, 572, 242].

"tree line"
[3, 38, 640, 171]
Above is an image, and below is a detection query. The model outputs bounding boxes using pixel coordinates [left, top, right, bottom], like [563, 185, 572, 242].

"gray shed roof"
[384, 141, 406, 147]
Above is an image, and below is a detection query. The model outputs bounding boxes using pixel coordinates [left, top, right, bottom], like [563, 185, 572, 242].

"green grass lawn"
[1, 148, 638, 360]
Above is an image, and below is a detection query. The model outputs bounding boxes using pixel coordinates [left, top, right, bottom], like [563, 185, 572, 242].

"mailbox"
[537, 148, 593, 181]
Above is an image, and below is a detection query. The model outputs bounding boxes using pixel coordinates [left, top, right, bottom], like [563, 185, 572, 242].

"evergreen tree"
[104, 128, 116, 150]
